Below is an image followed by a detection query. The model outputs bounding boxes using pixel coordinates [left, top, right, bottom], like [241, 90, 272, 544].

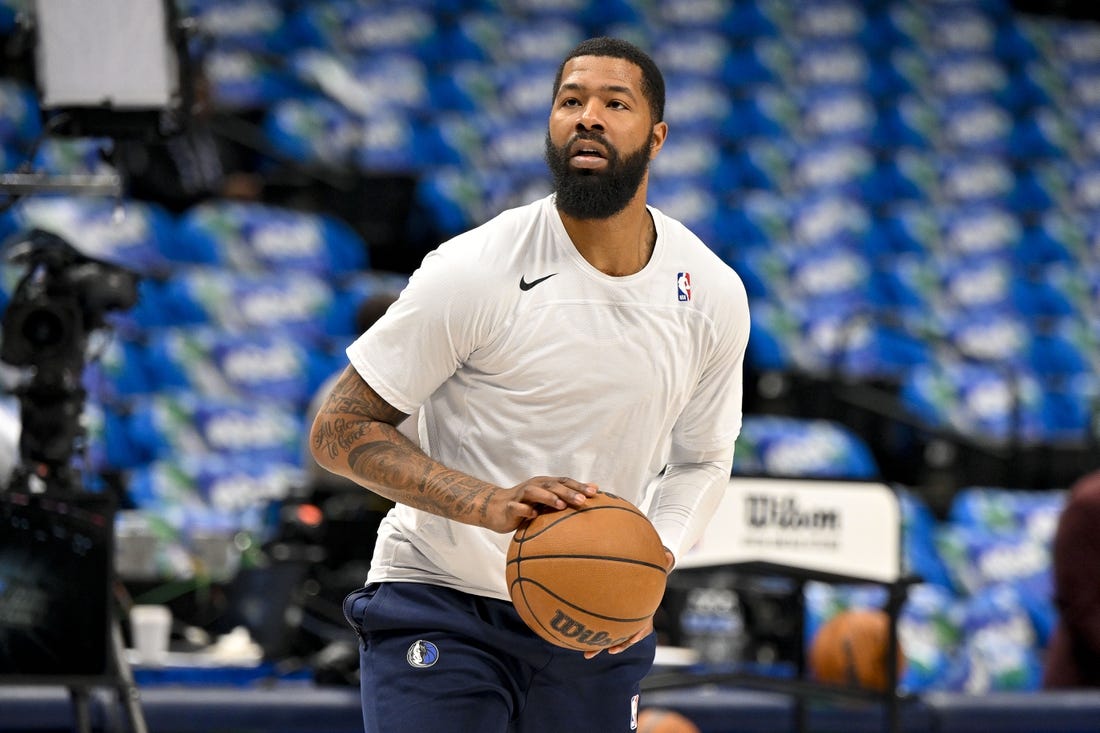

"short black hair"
[552, 37, 665, 123]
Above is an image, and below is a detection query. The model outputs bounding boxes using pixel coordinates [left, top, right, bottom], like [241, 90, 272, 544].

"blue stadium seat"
[860, 6, 925, 57]
[31, 138, 117, 176]
[324, 269, 407, 339]
[283, 1, 439, 58]
[794, 40, 871, 90]
[936, 155, 1015, 206]
[428, 61, 497, 113]
[141, 326, 340, 409]
[724, 138, 794, 192]
[798, 87, 877, 141]
[0, 79, 41, 153]
[746, 296, 930, 381]
[898, 355, 1095, 444]
[721, 85, 800, 142]
[870, 93, 938, 149]
[263, 95, 360, 169]
[412, 166, 488, 238]
[0, 197, 173, 276]
[939, 584, 1044, 692]
[719, 0, 787, 41]
[722, 41, 793, 93]
[786, 192, 871, 248]
[928, 51, 1010, 101]
[894, 582, 959, 691]
[949, 486, 1066, 540]
[652, 31, 731, 80]
[1018, 214, 1088, 267]
[489, 16, 585, 65]
[936, 206, 1020, 260]
[715, 189, 790, 252]
[173, 200, 368, 275]
[288, 50, 432, 118]
[898, 489, 955, 589]
[732, 414, 879, 480]
[789, 140, 874, 195]
[647, 178, 723, 246]
[109, 393, 305, 470]
[201, 44, 301, 111]
[182, 0, 290, 54]
[127, 453, 302, 537]
[662, 75, 735, 136]
[127, 266, 336, 344]
[792, 1, 866, 42]
[1008, 108, 1074, 160]
[937, 98, 1013, 156]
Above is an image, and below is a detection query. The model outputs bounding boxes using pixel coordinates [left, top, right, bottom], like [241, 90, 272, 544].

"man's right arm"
[308, 366, 595, 533]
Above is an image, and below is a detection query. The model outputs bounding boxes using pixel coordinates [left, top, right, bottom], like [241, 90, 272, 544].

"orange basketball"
[637, 708, 701, 733]
[506, 491, 668, 651]
[808, 608, 904, 692]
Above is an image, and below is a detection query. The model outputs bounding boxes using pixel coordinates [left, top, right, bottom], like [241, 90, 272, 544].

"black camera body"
[0, 229, 138, 491]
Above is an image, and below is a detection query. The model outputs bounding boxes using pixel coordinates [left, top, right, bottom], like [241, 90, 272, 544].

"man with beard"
[310, 37, 750, 733]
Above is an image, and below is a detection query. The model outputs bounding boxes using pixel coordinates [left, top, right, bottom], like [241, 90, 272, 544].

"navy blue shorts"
[343, 582, 657, 733]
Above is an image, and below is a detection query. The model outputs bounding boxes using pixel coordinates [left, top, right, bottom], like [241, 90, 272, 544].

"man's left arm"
[648, 458, 733, 568]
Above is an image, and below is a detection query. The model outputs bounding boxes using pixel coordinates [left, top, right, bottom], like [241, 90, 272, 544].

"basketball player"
[310, 37, 750, 732]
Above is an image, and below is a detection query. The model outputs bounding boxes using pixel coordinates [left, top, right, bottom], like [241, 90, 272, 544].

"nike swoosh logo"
[519, 273, 557, 291]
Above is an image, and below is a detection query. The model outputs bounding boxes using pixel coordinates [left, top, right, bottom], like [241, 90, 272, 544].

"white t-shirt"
[347, 195, 750, 600]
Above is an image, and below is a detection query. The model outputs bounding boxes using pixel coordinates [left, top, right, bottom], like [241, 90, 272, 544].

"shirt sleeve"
[648, 459, 733, 564]
[668, 269, 751, 464]
[346, 240, 506, 414]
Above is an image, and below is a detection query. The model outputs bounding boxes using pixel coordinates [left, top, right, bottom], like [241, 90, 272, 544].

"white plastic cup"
[130, 604, 172, 665]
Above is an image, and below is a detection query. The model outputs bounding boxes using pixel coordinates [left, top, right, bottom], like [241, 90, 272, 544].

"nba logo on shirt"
[677, 272, 692, 301]
[630, 694, 639, 730]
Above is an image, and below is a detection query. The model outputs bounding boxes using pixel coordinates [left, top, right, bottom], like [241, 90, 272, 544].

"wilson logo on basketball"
[548, 609, 631, 648]
[505, 492, 668, 652]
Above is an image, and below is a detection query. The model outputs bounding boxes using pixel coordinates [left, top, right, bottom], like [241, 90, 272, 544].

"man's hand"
[481, 476, 598, 533]
[584, 548, 675, 660]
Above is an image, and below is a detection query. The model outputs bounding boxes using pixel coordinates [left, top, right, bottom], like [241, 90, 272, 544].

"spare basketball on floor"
[506, 491, 668, 652]
[808, 608, 905, 692]
[637, 707, 701, 733]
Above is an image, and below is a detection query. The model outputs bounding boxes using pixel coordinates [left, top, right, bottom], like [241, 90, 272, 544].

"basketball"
[637, 708, 701, 733]
[506, 491, 668, 651]
[808, 608, 905, 692]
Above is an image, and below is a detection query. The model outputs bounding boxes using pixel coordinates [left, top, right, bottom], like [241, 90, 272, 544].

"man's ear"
[649, 121, 668, 158]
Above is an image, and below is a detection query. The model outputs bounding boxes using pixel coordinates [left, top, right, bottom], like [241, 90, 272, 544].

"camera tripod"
[68, 614, 149, 733]
[0, 224, 145, 733]
[1, 475, 150, 733]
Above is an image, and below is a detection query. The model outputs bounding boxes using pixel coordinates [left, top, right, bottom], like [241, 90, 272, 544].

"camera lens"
[21, 307, 67, 347]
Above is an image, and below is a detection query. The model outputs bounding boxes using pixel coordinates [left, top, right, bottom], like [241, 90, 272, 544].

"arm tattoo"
[314, 367, 494, 523]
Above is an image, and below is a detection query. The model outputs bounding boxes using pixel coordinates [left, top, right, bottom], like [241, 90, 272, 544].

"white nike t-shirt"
[347, 195, 750, 600]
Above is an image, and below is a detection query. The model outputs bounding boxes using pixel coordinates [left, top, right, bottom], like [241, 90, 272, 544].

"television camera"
[0, 228, 138, 493]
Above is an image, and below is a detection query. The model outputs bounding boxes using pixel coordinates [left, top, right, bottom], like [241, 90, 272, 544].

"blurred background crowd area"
[0, 0, 1098, 695]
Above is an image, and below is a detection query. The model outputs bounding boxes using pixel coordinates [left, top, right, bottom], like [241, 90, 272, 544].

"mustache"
[566, 130, 614, 152]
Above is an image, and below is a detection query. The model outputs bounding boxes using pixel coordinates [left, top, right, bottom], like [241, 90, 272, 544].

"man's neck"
[557, 192, 656, 277]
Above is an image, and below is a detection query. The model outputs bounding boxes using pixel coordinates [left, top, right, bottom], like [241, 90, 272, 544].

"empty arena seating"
[1, 0, 1098, 705]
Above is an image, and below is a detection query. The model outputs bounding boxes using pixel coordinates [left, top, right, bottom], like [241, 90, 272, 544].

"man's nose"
[576, 101, 604, 131]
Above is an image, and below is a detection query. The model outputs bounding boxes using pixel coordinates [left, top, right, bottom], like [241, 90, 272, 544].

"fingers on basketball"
[506, 491, 668, 652]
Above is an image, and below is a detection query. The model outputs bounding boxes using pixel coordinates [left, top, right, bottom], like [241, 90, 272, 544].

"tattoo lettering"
[347, 441, 489, 521]
[328, 369, 405, 423]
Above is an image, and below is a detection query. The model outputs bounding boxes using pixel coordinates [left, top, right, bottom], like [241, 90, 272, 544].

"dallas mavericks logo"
[406, 640, 439, 668]
[677, 272, 692, 301]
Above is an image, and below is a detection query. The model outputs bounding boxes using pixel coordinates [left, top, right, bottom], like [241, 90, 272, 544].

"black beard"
[544, 131, 651, 220]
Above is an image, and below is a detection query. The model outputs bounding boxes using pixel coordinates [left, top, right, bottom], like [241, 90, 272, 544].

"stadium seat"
[732, 414, 880, 480]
